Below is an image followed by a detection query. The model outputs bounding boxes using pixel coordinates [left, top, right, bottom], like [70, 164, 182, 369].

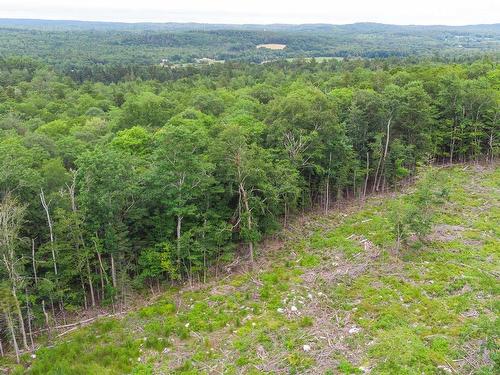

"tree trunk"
[240, 183, 254, 264]
[41, 194, 63, 321]
[40, 189, 57, 276]
[110, 253, 117, 289]
[80, 277, 88, 310]
[450, 119, 456, 164]
[325, 178, 330, 215]
[96, 245, 108, 300]
[176, 215, 183, 271]
[363, 151, 370, 199]
[376, 116, 392, 192]
[25, 288, 35, 350]
[42, 300, 51, 339]
[325, 152, 332, 214]
[4, 311, 19, 364]
[86, 259, 96, 307]
[31, 238, 37, 286]
[372, 145, 383, 193]
[11, 287, 28, 350]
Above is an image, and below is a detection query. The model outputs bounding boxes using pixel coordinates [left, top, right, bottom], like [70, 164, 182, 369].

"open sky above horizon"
[0, 0, 498, 26]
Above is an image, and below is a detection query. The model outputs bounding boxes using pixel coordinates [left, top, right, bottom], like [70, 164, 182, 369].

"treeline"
[0, 57, 498, 359]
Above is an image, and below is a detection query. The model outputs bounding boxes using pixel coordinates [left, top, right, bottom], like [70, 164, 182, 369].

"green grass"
[8, 164, 498, 374]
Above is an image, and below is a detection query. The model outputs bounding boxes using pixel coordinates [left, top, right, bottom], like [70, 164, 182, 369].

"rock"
[277, 308, 285, 313]
[303, 344, 311, 352]
[348, 326, 361, 334]
[437, 365, 452, 373]
[291, 305, 298, 312]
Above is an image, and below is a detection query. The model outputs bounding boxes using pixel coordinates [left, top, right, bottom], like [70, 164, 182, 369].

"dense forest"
[0, 20, 499, 71]
[0, 54, 498, 361]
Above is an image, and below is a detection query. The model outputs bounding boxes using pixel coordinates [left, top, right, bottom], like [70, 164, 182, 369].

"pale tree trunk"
[14, 292, 29, 350]
[449, 96, 458, 164]
[80, 277, 88, 310]
[176, 215, 182, 270]
[42, 300, 51, 339]
[0, 195, 28, 350]
[67, 169, 77, 213]
[325, 152, 332, 214]
[376, 116, 392, 192]
[98, 261, 105, 300]
[240, 183, 254, 264]
[86, 259, 96, 307]
[325, 178, 329, 215]
[4, 311, 19, 364]
[110, 254, 117, 289]
[372, 146, 383, 193]
[0, 337, 4, 357]
[25, 288, 34, 350]
[488, 131, 494, 162]
[31, 239, 37, 286]
[40, 188, 66, 325]
[2, 255, 28, 351]
[67, 171, 96, 308]
[363, 151, 370, 199]
[40, 189, 57, 276]
[95, 246, 108, 300]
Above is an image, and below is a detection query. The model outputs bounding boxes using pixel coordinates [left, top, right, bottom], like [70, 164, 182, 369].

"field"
[6, 163, 498, 374]
[256, 44, 287, 50]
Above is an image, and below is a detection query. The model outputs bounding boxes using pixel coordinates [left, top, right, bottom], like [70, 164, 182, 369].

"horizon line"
[1, 17, 499, 28]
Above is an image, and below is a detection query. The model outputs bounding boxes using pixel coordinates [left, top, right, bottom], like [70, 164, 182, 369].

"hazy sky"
[1, 0, 498, 25]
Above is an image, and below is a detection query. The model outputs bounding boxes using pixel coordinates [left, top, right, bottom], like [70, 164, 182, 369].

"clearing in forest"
[256, 44, 287, 50]
[9, 164, 500, 374]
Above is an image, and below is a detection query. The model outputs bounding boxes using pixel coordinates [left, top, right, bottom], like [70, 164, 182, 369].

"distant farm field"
[256, 43, 287, 50]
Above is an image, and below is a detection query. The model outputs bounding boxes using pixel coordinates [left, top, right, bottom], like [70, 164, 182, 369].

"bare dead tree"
[0, 194, 29, 350]
[39, 189, 57, 276]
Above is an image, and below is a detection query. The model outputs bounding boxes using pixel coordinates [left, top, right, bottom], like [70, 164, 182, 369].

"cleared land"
[256, 44, 287, 50]
[12, 164, 499, 374]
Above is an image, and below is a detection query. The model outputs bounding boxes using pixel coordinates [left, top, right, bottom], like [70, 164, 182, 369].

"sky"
[0, 0, 498, 25]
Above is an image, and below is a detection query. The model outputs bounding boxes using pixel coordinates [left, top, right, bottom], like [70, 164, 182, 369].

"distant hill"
[1, 18, 499, 33]
[0, 18, 498, 70]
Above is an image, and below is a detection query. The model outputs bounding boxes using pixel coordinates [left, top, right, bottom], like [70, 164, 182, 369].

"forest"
[0, 53, 498, 367]
[0, 20, 499, 72]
